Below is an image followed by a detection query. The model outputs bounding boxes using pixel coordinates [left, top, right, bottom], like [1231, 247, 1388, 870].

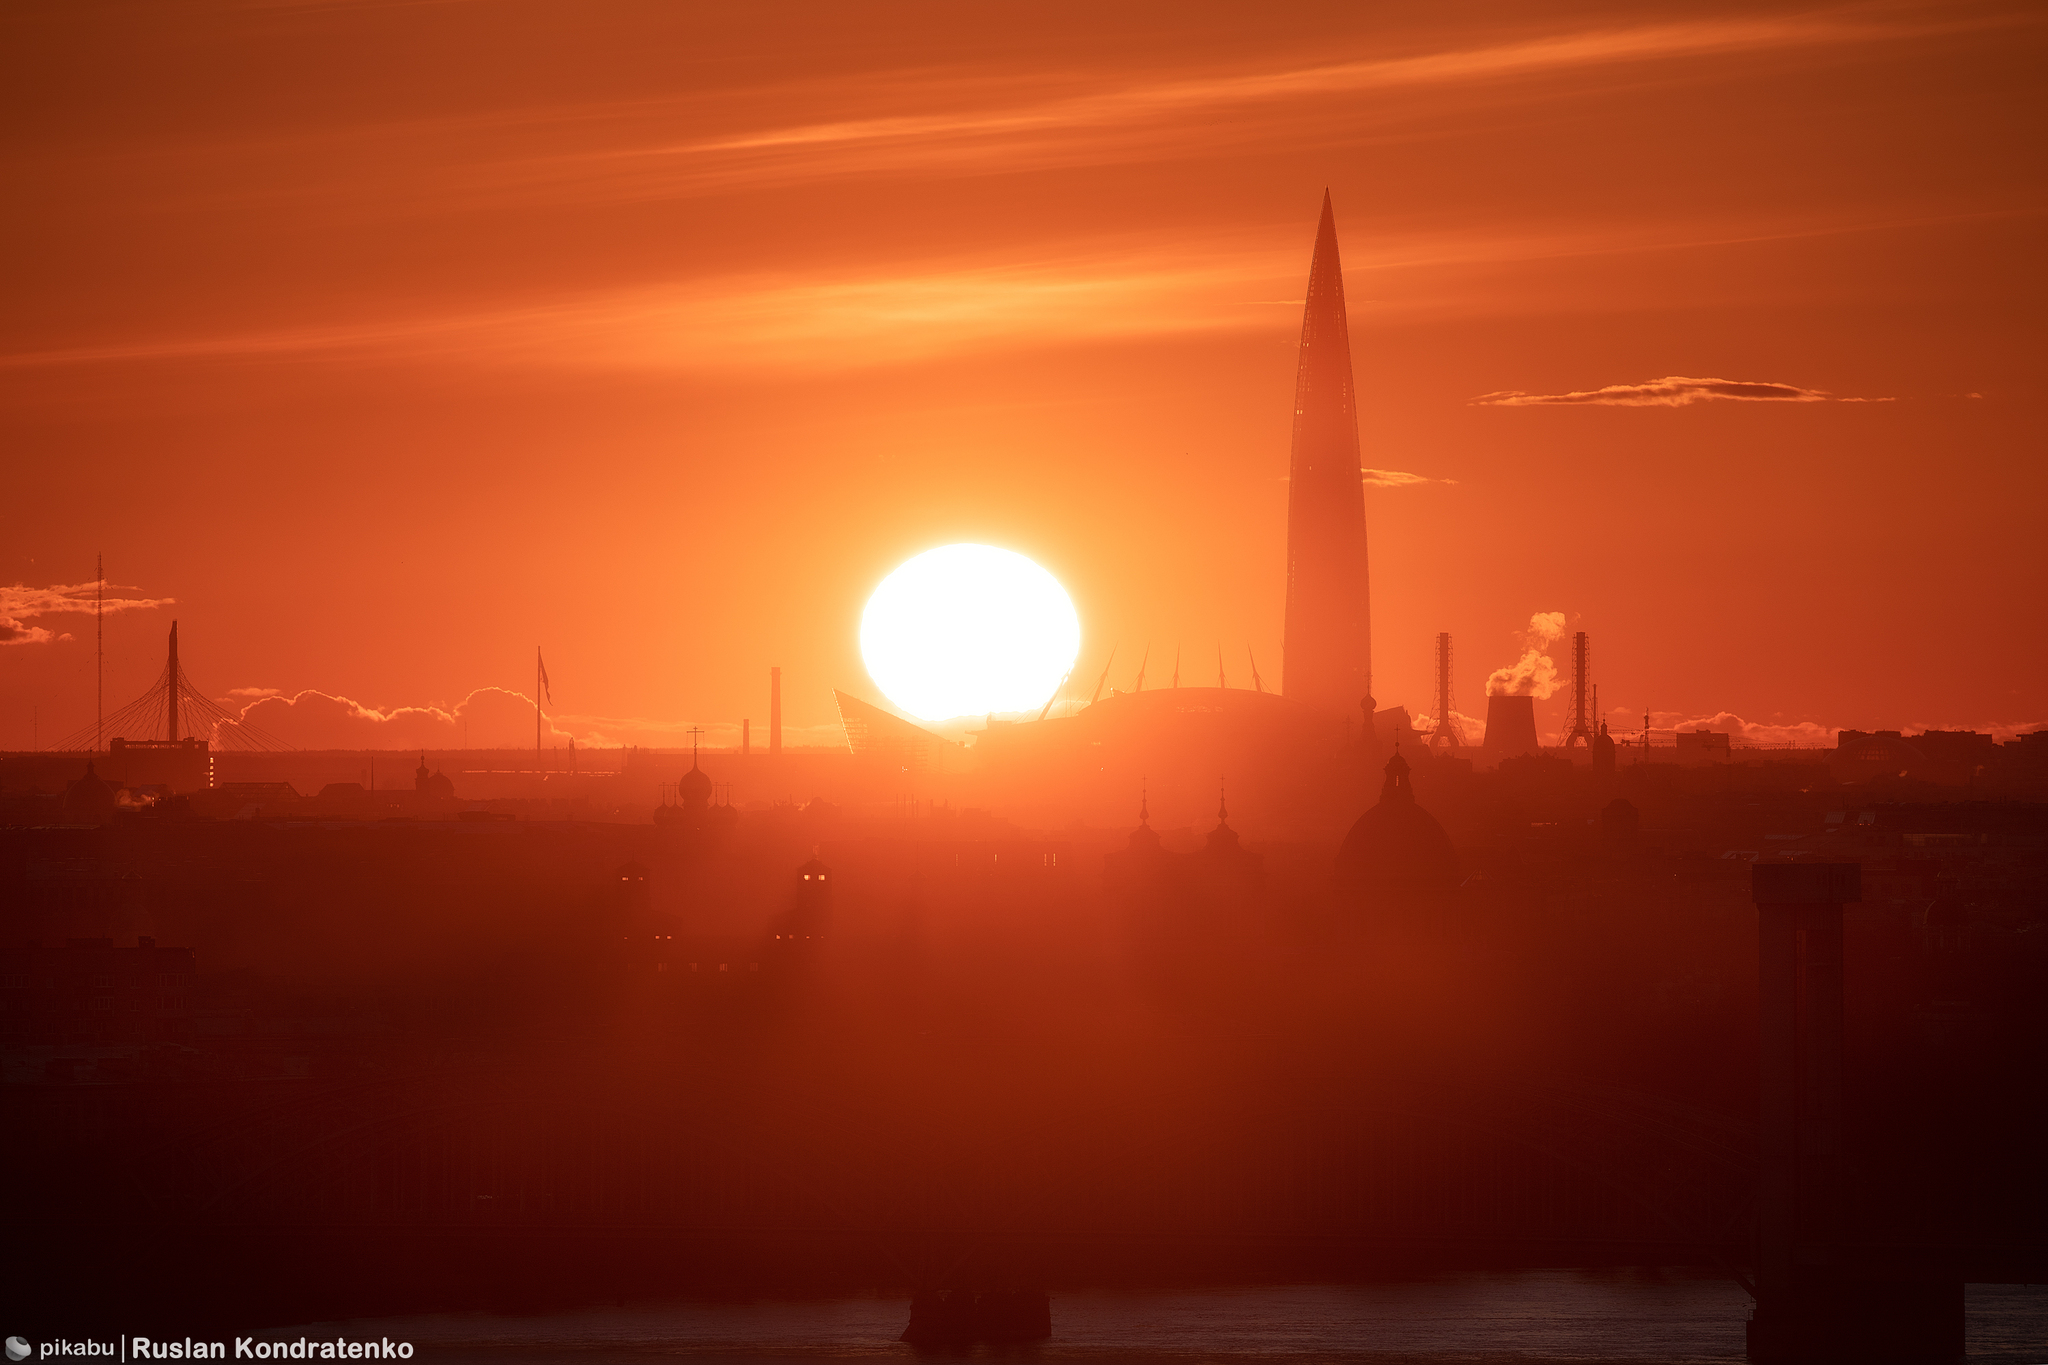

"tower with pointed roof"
[1127, 783, 1161, 854]
[1206, 780, 1239, 854]
[1282, 192, 1374, 721]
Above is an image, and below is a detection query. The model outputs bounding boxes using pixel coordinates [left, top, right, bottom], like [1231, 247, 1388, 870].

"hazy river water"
[279, 1273, 2048, 1365]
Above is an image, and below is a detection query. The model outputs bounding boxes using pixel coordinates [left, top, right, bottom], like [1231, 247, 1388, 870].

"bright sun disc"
[862, 544, 1080, 724]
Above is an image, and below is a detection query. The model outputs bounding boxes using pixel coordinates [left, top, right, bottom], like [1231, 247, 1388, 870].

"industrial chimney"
[1482, 694, 1540, 761]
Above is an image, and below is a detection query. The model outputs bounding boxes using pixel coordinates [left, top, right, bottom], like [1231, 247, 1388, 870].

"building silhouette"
[1674, 729, 1733, 765]
[1592, 721, 1617, 779]
[773, 853, 833, 951]
[1333, 748, 1457, 901]
[62, 761, 118, 824]
[836, 690, 949, 775]
[1199, 783, 1263, 885]
[414, 754, 456, 799]
[1281, 192, 1374, 719]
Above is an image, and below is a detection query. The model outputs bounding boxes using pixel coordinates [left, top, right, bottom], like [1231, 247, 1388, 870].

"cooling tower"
[1482, 694, 1541, 760]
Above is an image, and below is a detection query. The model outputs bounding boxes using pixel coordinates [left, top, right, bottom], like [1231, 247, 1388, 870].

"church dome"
[64, 761, 117, 824]
[677, 762, 713, 809]
[1334, 750, 1457, 896]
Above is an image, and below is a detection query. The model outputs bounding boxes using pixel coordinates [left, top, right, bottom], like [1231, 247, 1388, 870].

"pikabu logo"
[130, 1345, 414, 1361]
[0, 1343, 415, 1363]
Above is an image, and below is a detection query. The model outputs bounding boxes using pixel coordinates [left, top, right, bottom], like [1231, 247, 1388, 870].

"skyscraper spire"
[1282, 191, 1373, 719]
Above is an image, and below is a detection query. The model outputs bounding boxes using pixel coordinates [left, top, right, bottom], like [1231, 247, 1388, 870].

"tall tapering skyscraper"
[1281, 192, 1373, 721]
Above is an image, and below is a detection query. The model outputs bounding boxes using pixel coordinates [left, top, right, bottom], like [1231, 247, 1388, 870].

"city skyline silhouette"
[2, 3, 2043, 1362]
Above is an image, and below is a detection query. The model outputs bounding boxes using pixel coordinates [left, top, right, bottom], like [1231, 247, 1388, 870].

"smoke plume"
[1486, 611, 1567, 698]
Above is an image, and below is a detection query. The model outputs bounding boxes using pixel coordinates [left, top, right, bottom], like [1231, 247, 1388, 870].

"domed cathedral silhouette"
[413, 753, 456, 800]
[656, 726, 733, 835]
[1334, 747, 1458, 902]
[63, 759, 118, 824]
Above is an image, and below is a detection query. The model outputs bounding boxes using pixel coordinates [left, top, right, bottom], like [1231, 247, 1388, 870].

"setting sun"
[860, 544, 1081, 723]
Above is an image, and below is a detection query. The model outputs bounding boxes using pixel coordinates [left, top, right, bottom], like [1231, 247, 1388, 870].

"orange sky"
[3, 0, 2043, 752]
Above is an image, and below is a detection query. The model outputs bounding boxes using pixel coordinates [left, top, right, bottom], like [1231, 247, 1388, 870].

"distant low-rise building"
[1674, 730, 1732, 765]
[104, 736, 213, 791]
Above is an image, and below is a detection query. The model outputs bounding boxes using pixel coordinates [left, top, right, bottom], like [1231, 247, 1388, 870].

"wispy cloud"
[221, 687, 574, 749]
[98, 7, 2013, 229]
[1363, 467, 1458, 488]
[0, 247, 1300, 373]
[0, 581, 174, 646]
[219, 685, 842, 751]
[1644, 710, 1841, 746]
[1472, 376, 1895, 407]
[5, 207, 1979, 376]
[452, 11, 1996, 210]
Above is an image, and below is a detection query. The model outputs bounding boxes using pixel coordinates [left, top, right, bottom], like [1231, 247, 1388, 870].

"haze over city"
[3, 4, 2044, 1364]
[4, 0, 2042, 751]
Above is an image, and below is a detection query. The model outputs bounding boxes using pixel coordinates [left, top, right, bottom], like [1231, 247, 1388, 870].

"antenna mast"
[1428, 631, 1462, 747]
[1562, 631, 1594, 748]
[95, 554, 103, 754]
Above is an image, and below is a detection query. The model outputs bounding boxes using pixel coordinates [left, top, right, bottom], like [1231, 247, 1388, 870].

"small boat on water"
[901, 1287, 1052, 1348]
